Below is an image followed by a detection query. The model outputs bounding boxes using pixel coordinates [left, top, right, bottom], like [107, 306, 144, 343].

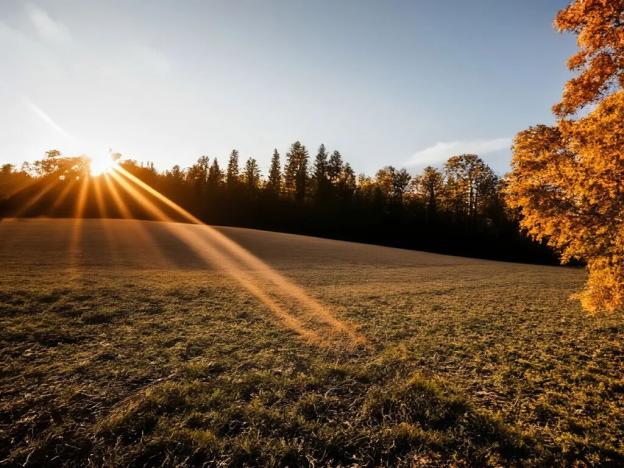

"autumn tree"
[444, 155, 497, 219]
[552, 0, 624, 117]
[375, 166, 411, 202]
[413, 165, 444, 215]
[375, 166, 394, 199]
[337, 162, 357, 202]
[356, 173, 377, 204]
[506, 0, 624, 313]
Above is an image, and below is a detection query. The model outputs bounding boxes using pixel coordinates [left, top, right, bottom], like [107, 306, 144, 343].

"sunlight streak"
[2, 177, 42, 201]
[110, 169, 322, 342]
[92, 177, 121, 263]
[103, 174, 133, 219]
[103, 174, 171, 266]
[49, 179, 78, 214]
[109, 171, 169, 222]
[113, 166, 366, 346]
[168, 223, 323, 343]
[92, 176, 109, 219]
[68, 176, 89, 271]
[10, 177, 62, 218]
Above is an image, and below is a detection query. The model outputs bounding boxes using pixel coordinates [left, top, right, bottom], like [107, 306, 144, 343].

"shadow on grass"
[91, 370, 547, 467]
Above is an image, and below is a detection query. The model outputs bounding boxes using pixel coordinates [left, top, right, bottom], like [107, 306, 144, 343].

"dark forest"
[0, 143, 555, 264]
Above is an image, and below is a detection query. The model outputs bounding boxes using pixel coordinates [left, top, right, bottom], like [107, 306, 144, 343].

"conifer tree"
[313, 144, 329, 199]
[284, 141, 309, 202]
[226, 149, 240, 188]
[266, 149, 282, 194]
[243, 157, 261, 190]
[327, 150, 343, 185]
[207, 158, 223, 188]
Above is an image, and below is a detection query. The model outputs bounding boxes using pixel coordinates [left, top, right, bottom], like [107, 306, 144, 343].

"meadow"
[0, 218, 622, 466]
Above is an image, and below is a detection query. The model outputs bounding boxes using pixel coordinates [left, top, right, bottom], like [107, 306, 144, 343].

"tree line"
[0, 146, 555, 264]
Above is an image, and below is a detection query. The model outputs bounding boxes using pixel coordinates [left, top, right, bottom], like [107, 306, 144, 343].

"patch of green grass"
[0, 220, 623, 466]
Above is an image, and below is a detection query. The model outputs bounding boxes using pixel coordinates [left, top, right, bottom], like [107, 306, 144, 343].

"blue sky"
[0, 0, 575, 175]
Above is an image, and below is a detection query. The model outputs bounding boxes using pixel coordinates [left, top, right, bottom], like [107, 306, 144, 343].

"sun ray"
[110, 169, 323, 343]
[103, 173, 133, 219]
[72, 176, 89, 220]
[10, 177, 62, 218]
[109, 170, 171, 222]
[92, 176, 108, 219]
[104, 172, 180, 261]
[167, 223, 323, 343]
[113, 166, 366, 346]
[1, 176, 42, 201]
[192, 225, 365, 343]
[67, 176, 89, 273]
[91, 176, 122, 263]
[49, 178, 78, 215]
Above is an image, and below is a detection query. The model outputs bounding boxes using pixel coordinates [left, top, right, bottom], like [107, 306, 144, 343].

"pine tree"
[327, 150, 343, 185]
[313, 144, 329, 199]
[207, 158, 223, 188]
[243, 158, 261, 190]
[284, 141, 309, 202]
[266, 149, 282, 194]
[226, 149, 240, 188]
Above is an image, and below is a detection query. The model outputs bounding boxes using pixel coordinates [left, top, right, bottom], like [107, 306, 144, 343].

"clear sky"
[0, 0, 576, 175]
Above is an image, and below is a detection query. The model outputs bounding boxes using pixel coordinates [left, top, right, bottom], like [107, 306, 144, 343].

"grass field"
[1, 218, 623, 466]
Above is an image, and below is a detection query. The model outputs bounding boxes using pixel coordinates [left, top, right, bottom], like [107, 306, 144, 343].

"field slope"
[0, 218, 623, 466]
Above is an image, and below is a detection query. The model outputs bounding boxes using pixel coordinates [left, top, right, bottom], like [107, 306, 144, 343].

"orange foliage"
[553, 0, 624, 116]
[507, 92, 624, 312]
[507, 0, 624, 313]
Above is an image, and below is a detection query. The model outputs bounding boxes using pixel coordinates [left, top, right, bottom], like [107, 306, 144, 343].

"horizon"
[2, 1, 624, 465]
[1, 0, 575, 176]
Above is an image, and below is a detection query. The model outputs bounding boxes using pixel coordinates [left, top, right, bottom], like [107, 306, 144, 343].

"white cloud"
[26, 3, 71, 43]
[406, 137, 511, 166]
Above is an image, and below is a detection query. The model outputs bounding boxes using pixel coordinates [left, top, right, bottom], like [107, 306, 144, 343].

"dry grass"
[0, 218, 622, 466]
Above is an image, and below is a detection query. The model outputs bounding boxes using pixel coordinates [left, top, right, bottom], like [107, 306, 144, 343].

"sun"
[89, 153, 117, 176]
